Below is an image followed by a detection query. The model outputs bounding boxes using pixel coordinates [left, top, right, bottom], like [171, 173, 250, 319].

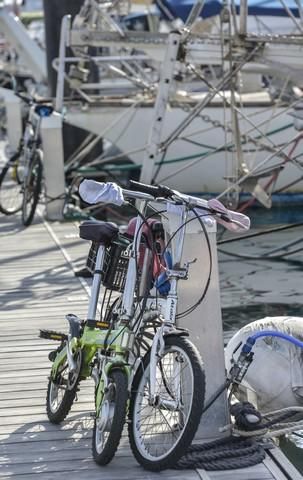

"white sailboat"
[49, 0, 302, 210]
[1, 0, 303, 214]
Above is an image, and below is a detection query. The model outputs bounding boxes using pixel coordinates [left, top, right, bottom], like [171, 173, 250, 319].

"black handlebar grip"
[128, 180, 173, 198]
[128, 180, 162, 197]
[15, 92, 33, 105]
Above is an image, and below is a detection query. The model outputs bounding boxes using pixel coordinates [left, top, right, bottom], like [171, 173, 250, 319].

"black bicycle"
[0, 93, 53, 226]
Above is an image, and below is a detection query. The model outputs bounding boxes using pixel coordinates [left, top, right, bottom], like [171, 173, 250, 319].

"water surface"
[219, 208, 303, 473]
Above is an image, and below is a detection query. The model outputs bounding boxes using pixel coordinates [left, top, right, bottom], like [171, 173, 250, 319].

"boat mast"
[139, 0, 206, 185]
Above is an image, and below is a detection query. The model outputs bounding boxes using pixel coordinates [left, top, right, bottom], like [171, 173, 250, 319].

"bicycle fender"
[106, 363, 130, 378]
[164, 328, 189, 338]
[95, 377, 105, 415]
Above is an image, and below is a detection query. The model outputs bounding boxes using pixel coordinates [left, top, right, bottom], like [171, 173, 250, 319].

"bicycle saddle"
[79, 220, 119, 245]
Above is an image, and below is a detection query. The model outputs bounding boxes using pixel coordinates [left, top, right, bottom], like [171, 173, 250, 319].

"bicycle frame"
[53, 195, 195, 414]
[51, 243, 133, 403]
[117, 202, 191, 402]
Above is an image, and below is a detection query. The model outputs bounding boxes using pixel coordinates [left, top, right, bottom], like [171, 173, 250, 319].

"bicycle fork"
[149, 324, 182, 411]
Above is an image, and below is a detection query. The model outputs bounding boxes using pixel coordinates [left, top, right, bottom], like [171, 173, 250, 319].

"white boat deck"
[0, 214, 301, 480]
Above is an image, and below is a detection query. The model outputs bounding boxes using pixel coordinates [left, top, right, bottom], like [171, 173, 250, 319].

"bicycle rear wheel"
[46, 348, 82, 424]
[92, 369, 128, 466]
[0, 154, 23, 214]
[22, 149, 42, 226]
[128, 335, 206, 471]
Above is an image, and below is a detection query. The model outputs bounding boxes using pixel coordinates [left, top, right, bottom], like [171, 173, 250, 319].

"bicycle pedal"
[39, 329, 67, 342]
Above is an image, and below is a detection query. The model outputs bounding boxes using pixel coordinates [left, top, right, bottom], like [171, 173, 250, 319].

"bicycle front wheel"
[0, 154, 23, 215]
[128, 335, 206, 471]
[92, 369, 128, 466]
[22, 150, 42, 226]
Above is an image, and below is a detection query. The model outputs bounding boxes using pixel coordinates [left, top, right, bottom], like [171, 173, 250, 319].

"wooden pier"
[0, 214, 301, 480]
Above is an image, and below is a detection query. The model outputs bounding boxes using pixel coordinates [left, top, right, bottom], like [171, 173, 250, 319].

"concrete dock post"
[40, 112, 65, 220]
[177, 215, 230, 441]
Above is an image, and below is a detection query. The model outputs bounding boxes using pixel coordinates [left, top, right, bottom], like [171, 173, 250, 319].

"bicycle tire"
[0, 153, 23, 215]
[46, 348, 81, 424]
[92, 369, 128, 466]
[128, 335, 206, 471]
[22, 149, 42, 226]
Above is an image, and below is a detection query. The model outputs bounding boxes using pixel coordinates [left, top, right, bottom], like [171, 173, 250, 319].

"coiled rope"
[175, 402, 303, 470]
[175, 436, 265, 470]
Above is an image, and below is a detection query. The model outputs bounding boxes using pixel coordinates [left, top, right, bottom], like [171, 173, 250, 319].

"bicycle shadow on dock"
[0, 217, 26, 237]
[0, 216, 91, 311]
[0, 411, 161, 479]
[0, 259, 92, 311]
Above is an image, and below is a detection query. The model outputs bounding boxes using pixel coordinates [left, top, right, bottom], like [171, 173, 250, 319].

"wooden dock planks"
[0, 215, 300, 479]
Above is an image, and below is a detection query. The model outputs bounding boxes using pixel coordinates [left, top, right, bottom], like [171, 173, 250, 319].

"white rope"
[223, 406, 303, 438]
[232, 420, 303, 438]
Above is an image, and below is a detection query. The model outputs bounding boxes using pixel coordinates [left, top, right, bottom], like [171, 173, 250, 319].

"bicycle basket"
[86, 236, 131, 292]
[102, 237, 131, 291]
[86, 241, 99, 273]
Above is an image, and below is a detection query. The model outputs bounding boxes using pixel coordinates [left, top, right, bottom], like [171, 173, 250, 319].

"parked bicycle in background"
[41, 178, 250, 471]
[0, 92, 53, 226]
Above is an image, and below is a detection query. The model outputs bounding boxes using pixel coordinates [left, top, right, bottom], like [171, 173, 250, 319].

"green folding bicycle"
[41, 179, 250, 471]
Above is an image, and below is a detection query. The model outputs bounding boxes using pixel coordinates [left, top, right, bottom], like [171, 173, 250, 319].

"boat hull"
[65, 98, 302, 199]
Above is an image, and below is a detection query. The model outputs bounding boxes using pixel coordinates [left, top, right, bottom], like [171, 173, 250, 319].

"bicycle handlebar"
[78, 179, 251, 232]
[14, 91, 54, 106]
[128, 180, 174, 199]
[15, 91, 33, 105]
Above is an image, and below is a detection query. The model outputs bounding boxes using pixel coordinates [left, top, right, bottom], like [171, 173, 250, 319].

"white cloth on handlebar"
[216, 210, 250, 232]
[79, 179, 124, 206]
[166, 203, 215, 228]
[166, 204, 250, 233]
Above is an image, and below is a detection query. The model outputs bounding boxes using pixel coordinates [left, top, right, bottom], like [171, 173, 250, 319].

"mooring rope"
[217, 222, 303, 245]
[175, 436, 265, 470]
[217, 222, 303, 260]
[175, 402, 303, 470]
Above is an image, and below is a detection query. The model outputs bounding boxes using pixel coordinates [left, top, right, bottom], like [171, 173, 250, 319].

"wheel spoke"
[46, 348, 82, 424]
[130, 341, 196, 462]
[0, 160, 23, 214]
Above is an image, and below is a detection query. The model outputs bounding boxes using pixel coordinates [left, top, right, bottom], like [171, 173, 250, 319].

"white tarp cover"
[225, 316, 303, 412]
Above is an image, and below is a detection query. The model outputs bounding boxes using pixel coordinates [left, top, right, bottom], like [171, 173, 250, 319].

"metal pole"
[239, 0, 248, 36]
[183, 0, 206, 33]
[139, 32, 181, 185]
[55, 14, 71, 113]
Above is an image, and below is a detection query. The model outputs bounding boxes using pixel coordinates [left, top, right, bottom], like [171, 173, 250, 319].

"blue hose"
[241, 330, 303, 355]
